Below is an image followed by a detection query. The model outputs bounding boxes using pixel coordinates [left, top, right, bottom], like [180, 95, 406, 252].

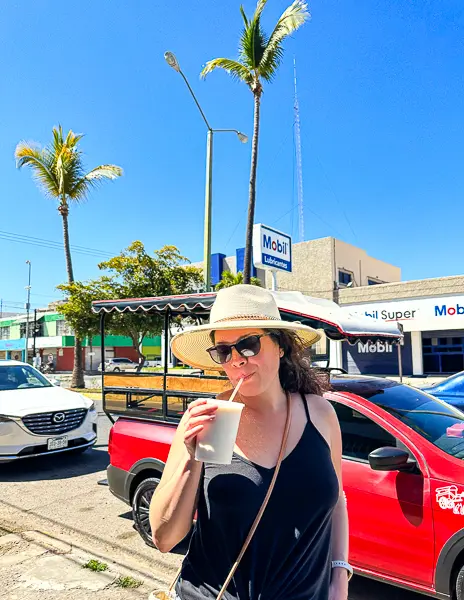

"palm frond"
[48, 126, 87, 197]
[70, 164, 123, 201]
[85, 165, 123, 181]
[255, 0, 268, 20]
[239, 4, 248, 26]
[239, 0, 269, 69]
[15, 143, 60, 198]
[259, 0, 309, 77]
[201, 58, 253, 86]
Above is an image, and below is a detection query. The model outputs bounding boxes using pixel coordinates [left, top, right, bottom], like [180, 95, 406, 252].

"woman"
[150, 285, 350, 600]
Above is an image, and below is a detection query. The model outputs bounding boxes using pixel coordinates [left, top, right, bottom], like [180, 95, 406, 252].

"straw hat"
[171, 285, 320, 371]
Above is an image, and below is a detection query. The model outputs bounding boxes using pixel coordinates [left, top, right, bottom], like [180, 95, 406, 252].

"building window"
[0, 327, 10, 340]
[57, 320, 74, 336]
[367, 278, 385, 286]
[338, 270, 353, 287]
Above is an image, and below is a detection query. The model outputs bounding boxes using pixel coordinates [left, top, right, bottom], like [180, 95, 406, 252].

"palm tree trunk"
[71, 336, 85, 388]
[243, 92, 261, 284]
[61, 210, 74, 283]
[60, 205, 85, 388]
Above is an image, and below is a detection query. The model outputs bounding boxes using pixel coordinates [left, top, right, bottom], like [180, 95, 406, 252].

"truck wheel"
[455, 565, 464, 600]
[132, 477, 160, 548]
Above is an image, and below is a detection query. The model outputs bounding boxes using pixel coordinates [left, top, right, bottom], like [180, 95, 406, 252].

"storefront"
[0, 339, 27, 361]
[342, 334, 413, 376]
[342, 294, 464, 376]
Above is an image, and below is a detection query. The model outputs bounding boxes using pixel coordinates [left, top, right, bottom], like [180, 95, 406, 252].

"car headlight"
[88, 402, 97, 412]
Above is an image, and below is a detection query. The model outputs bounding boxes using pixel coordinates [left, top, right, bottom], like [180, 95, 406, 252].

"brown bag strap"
[169, 392, 292, 600]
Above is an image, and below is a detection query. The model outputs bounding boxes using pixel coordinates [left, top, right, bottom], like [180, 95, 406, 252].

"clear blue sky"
[1, 1, 463, 312]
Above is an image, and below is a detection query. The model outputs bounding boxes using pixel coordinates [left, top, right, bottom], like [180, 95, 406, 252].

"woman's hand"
[184, 399, 218, 458]
[329, 570, 349, 600]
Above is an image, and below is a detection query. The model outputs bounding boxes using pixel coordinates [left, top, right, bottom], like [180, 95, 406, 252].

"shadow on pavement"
[0, 447, 109, 482]
[119, 510, 133, 521]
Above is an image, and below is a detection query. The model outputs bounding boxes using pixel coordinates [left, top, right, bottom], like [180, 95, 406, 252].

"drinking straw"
[228, 377, 244, 402]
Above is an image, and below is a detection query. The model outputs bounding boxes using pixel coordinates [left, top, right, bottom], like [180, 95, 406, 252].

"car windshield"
[338, 379, 464, 460]
[0, 365, 52, 390]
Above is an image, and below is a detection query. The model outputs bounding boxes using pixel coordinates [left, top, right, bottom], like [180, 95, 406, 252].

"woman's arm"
[328, 406, 350, 599]
[149, 399, 217, 553]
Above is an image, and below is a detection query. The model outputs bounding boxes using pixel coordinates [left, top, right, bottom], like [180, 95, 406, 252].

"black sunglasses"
[206, 334, 270, 365]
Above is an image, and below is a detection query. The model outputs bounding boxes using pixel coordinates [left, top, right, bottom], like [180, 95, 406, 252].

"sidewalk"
[0, 530, 172, 600]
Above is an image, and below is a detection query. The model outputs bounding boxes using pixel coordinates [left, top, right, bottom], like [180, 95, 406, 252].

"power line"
[272, 200, 345, 239]
[0, 230, 116, 258]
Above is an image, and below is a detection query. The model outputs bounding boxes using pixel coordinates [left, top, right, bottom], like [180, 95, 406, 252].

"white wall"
[411, 331, 424, 375]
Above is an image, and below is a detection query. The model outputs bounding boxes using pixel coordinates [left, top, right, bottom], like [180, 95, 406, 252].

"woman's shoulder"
[301, 392, 337, 423]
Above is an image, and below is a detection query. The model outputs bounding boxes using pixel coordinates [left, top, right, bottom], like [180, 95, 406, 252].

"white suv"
[0, 361, 97, 463]
[98, 358, 138, 372]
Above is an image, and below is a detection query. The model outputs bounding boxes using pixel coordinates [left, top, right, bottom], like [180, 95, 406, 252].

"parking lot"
[0, 406, 433, 600]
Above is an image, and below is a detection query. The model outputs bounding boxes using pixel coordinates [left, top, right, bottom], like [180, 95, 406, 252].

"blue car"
[422, 371, 464, 412]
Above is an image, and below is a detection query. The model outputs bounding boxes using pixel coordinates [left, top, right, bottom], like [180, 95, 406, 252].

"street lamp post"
[25, 260, 31, 363]
[164, 51, 248, 291]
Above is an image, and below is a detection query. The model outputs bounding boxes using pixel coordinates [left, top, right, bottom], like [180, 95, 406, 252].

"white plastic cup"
[195, 400, 245, 465]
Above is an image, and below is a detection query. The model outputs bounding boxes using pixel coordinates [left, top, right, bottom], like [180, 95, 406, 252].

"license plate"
[47, 436, 68, 451]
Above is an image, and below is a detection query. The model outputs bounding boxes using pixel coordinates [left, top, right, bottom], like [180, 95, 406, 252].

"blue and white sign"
[253, 224, 292, 273]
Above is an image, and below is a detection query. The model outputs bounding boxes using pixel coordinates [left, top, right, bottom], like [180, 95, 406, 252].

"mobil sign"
[253, 224, 292, 272]
[350, 294, 464, 332]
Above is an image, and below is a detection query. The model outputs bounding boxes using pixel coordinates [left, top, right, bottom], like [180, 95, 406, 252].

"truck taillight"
[108, 427, 114, 456]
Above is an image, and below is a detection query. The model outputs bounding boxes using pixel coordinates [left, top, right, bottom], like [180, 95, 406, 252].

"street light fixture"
[164, 51, 180, 73]
[164, 50, 248, 291]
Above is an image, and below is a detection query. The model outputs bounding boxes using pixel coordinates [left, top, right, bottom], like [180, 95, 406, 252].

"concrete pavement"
[0, 530, 148, 599]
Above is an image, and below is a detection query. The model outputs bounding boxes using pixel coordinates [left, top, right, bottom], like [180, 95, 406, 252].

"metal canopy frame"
[94, 291, 404, 423]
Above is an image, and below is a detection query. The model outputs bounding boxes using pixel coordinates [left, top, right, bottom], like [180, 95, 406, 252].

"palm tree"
[215, 270, 261, 290]
[201, 0, 308, 284]
[15, 125, 123, 387]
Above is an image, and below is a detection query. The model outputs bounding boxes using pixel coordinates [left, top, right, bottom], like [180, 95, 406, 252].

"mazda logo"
[53, 412, 66, 424]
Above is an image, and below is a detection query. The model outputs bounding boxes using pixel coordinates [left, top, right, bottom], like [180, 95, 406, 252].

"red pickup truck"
[107, 375, 464, 600]
[92, 292, 464, 599]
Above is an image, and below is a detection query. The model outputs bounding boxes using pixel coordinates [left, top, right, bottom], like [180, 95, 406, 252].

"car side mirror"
[368, 447, 416, 472]
[50, 379, 61, 387]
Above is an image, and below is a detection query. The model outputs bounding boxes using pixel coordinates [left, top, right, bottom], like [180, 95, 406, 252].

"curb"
[0, 526, 179, 594]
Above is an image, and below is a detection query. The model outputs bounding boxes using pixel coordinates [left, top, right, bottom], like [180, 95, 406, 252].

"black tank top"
[177, 393, 339, 600]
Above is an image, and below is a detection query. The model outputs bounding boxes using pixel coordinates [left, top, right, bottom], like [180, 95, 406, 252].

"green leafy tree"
[97, 242, 203, 367]
[15, 125, 122, 387]
[201, 0, 308, 284]
[215, 270, 261, 290]
[56, 278, 114, 340]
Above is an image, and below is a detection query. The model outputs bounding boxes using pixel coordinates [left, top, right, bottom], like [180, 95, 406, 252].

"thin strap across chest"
[300, 392, 311, 423]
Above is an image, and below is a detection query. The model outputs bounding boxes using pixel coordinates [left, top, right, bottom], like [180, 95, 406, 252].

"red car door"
[327, 392, 435, 588]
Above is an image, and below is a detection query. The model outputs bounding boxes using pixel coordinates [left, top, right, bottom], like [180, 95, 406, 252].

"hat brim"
[171, 320, 321, 371]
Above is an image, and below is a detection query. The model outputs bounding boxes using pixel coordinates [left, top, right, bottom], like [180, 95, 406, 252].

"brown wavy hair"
[267, 329, 327, 396]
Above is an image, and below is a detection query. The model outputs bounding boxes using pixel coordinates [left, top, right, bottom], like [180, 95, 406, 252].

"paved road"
[0, 410, 433, 600]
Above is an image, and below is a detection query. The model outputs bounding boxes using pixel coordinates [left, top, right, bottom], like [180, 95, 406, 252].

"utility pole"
[25, 261, 32, 363]
[32, 308, 38, 359]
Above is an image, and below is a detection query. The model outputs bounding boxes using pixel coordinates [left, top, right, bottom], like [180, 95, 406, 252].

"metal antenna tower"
[293, 57, 305, 242]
